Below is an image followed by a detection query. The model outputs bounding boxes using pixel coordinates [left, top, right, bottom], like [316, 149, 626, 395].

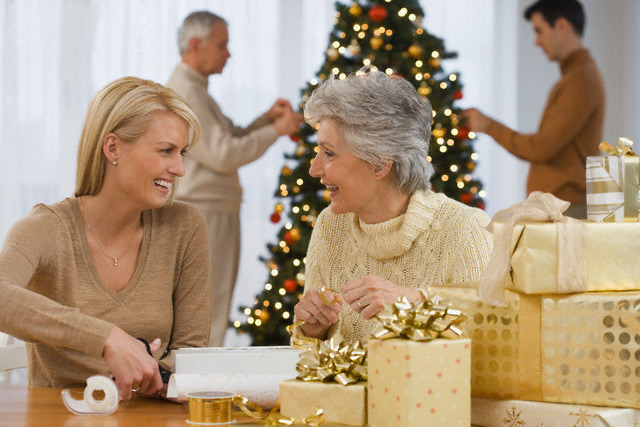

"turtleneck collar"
[350, 189, 441, 260]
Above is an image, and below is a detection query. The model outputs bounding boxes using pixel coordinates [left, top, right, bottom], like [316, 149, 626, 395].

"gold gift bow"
[371, 293, 467, 341]
[294, 331, 367, 385]
[598, 138, 639, 222]
[264, 403, 325, 426]
[478, 192, 588, 306]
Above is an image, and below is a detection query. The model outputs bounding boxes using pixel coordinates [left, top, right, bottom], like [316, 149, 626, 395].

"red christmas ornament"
[453, 90, 463, 100]
[456, 127, 470, 140]
[289, 134, 300, 142]
[270, 212, 281, 223]
[284, 228, 301, 245]
[368, 5, 387, 22]
[477, 200, 486, 211]
[460, 192, 474, 204]
[283, 279, 298, 293]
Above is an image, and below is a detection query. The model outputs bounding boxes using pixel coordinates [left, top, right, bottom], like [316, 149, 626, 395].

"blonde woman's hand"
[102, 327, 163, 400]
[341, 275, 423, 320]
[294, 289, 343, 340]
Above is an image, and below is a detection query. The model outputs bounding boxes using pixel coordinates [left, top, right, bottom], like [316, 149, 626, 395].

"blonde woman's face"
[113, 111, 189, 210]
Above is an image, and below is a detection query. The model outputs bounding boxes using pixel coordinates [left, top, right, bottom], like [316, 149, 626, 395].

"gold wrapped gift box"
[472, 397, 640, 426]
[279, 379, 367, 426]
[495, 221, 640, 294]
[431, 285, 640, 409]
[368, 338, 471, 427]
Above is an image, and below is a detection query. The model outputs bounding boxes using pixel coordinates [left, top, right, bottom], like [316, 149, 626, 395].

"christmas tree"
[234, 0, 485, 345]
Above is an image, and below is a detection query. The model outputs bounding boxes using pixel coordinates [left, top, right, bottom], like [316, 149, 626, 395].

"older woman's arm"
[293, 216, 343, 340]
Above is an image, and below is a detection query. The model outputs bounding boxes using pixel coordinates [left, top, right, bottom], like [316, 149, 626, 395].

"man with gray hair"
[167, 11, 303, 346]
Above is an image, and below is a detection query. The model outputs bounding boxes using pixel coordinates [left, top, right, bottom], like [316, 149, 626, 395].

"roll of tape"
[62, 375, 119, 415]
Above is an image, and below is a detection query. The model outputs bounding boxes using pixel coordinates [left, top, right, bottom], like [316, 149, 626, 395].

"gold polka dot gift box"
[367, 296, 471, 427]
[431, 192, 640, 409]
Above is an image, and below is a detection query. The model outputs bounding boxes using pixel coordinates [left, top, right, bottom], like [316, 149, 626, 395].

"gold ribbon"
[294, 332, 367, 386]
[478, 192, 588, 306]
[187, 391, 264, 424]
[371, 292, 467, 341]
[265, 405, 325, 426]
[599, 138, 639, 222]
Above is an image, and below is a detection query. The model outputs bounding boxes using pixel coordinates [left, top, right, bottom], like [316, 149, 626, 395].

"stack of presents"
[277, 138, 640, 426]
[170, 138, 639, 425]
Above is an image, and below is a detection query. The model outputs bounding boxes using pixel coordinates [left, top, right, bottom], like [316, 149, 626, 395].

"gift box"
[368, 338, 471, 426]
[431, 285, 640, 409]
[279, 379, 367, 426]
[494, 220, 640, 294]
[471, 397, 640, 426]
[587, 138, 640, 222]
[167, 346, 300, 407]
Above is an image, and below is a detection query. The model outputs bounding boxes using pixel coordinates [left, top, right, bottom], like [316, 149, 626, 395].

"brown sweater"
[0, 198, 212, 387]
[486, 49, 605, 204]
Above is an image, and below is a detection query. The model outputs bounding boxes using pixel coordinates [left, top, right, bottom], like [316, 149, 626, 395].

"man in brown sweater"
[463, 0, 605, 219]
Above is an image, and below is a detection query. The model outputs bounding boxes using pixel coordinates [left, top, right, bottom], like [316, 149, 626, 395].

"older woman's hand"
[341, 276, 423, 320]
[294, 289, 343, 340]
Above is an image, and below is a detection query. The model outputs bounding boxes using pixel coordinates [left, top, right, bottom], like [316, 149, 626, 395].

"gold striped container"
[186, 391, 236, 425]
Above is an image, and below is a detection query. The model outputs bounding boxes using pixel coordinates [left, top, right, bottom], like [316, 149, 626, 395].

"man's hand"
[461, 108, 491, 133]
[265, 98, 293, 122]
[273, 108, 304, 136]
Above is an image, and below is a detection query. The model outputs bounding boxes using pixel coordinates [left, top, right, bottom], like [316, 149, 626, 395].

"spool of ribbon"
[371, 292, 467, 342]
[61, 375, 119, 415]
[478, 191, 587, 306]
[186, 391, 264, 425]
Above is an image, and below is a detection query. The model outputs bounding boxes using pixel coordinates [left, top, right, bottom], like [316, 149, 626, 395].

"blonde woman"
[294, 67, 493, 343]
[0, 77, 211, 399]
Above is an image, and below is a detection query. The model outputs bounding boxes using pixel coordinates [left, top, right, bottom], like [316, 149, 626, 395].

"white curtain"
[0, 0, 524, 353]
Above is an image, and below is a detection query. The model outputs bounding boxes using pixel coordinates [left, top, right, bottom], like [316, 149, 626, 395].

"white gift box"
[167, 346, 301, 407]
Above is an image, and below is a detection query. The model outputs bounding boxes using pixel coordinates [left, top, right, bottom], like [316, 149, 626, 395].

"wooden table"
[0, 387, 264, 426]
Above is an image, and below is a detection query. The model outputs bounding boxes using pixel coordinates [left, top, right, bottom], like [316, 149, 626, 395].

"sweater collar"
[560, 48, 591, 75]
[350, 189, 440, 260]
[176, 62, 209, 89]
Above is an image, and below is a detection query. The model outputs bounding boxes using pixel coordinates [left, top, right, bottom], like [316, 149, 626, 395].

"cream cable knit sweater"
[303, 189, 493, 343]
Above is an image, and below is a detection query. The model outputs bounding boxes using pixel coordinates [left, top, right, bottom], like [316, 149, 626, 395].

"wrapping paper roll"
[167, 373, 293, 408]
[61, 375, 119, 415]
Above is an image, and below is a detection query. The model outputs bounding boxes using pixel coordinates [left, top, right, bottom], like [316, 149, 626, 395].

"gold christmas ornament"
[370, 36, 383, 50]
[296, 144, 306, 157]
[275, 203, 284, 213]
[348, 39, 361, 56]
[408, 44, 423, 59]
[349, 3, 362, 17]
[282, 166, 292, 176]
[418, 85, 431, 96]
[327, 47, 339, 61]
[323, 189, 332, 202]
[429, 57, 441, 68]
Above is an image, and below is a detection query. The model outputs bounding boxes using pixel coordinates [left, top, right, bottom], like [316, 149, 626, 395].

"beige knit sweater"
[0, 198, 212, 387]
[303, 190, 493, 343]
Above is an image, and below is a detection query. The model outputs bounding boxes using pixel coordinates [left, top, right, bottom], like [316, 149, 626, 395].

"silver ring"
[132, 387, 140, 392]
[356, 300, 362, 309]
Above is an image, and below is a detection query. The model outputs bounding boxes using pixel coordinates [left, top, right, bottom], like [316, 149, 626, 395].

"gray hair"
[304, 66, 434, 195]
[177, 11, 227, 55]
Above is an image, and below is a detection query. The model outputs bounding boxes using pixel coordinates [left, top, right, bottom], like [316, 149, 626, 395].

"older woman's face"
[309, 119, 381, 220]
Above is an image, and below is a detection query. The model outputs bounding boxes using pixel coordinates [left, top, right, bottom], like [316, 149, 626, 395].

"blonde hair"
[74, 76, 201, 201]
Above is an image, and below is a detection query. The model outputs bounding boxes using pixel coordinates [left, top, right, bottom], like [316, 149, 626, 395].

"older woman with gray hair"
[293, 67, 493, 343]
